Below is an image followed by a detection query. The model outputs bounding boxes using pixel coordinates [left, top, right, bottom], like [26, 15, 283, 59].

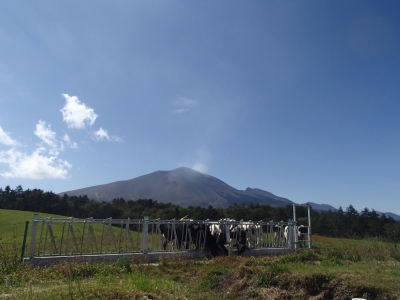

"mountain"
[303, 202, 337, 211]
[379, 212, 400, 221]
[61, 167, 293, 208]
[303, 202, 400, 221]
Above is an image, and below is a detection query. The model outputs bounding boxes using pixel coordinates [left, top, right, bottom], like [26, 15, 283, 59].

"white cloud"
[0, 147, 71, 179]
[94, 127, 110, 141]
[61, 93, 121, 142]
[0, 126, 18, 146]
[0, 92, 121, 180]
[34, 120, 57, 149]
[93, 127, 123, 142]
[173, 97, 196, 113]
[63, 134, 78, 149]
[60, 94, 98, 129]
[192, 162, 208, 173]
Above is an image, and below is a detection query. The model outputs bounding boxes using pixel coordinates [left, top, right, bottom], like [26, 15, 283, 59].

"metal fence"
[28, 214, 312, 258]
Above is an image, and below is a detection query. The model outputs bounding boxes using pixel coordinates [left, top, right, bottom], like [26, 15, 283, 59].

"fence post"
[292, 204, 297, 223]
[307, 205, 312, 249]
[20, 221, 29, 262]
[292, 205, 299, 251]
[225, 218, 231, 255]
[29, 214, 39, 258]
[141, 216, 149, 253]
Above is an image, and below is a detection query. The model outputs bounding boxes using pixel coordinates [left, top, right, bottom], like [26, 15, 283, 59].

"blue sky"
[0, 1, 399, 214]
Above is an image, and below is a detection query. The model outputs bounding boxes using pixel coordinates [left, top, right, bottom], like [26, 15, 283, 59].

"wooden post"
[20, 221, 29, 262]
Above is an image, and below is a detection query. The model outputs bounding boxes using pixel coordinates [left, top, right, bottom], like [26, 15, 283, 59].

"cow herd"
[157, 219, 309, 257]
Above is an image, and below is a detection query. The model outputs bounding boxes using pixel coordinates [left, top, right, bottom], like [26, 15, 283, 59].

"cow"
[187, 222, 206, 250]
[158, 216, 194, 250]
[238, 221, 261, 249]
[284, 225, 308, 247]
[218, 219, 250, 255]
[272, 224, 284, 246]
[158, 219, 252, 256]
[207, 222, 226, 255]
[297, 225, 308, 247]
[187, 222, 220, 257]
[230, 224, 249, 255]
[204, 220, 245, 256]
[284, 226, 289, 244]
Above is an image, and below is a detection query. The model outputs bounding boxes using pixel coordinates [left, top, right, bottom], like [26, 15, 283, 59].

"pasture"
[0, 209, 65, 245]
[1, 208, 400, 299]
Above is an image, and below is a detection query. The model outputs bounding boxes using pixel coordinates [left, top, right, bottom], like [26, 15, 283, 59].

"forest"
[1, 185, 399, 241]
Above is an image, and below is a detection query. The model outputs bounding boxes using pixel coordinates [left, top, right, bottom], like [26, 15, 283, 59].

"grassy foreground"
[1, 209, 400, 299]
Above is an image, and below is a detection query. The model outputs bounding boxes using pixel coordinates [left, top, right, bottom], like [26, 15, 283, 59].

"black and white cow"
[158, 219, 252, 257]
[284, 225, 308, 247]
[158, 222, 191, 250]
[158, 216, 193, 250]
[230, 224, 249, 255]
[216, 219, 250, 255]
[297, 225, 308, 247]
[239, 221, 261, 249]
[284, 226, 289, 244]
[272, 224, 285, 246]
[187, 222, 206, 250]
[187, 222, 220, 257]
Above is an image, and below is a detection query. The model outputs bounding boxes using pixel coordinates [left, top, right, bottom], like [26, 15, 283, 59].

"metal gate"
[27, 214, 311, 260]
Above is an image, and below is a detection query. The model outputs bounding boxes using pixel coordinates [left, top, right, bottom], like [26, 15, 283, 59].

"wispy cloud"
[93, 127, 123, 142]
[0, 147, 71, 179]
[94, 127, 110, 141]
[60, 94, 98, 129]
[0, 126, 18, 146]
[191, 147, 211, 174]
[172, 97, 196, 113]
[34, 120, 58, 149]
[192, 162, 208, 173]
[63, 134, 78, 149]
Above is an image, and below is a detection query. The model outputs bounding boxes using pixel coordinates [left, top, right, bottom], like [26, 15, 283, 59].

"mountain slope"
[303, 202, 338, 211]
[61, 167, 293, 208]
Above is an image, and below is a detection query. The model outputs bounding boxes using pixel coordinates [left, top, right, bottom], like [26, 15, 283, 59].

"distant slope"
[303, 202, 337, 211]
[0, 209, 66, 244]
[380, 212, 400, 221]
[62, 167, 293, 208]
[302, 203, 400, 220]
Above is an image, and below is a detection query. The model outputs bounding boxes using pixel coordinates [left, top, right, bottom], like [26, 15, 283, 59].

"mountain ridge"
[61, 167, 293, 208]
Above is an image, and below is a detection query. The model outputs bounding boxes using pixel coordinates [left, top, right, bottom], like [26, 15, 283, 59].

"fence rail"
[28, 214, 311, 258]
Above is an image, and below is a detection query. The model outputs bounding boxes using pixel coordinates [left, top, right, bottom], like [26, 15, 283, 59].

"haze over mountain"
[62, 167, 293, 208]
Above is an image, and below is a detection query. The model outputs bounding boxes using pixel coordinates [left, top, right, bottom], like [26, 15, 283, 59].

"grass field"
[1, 209, 400, 299]
[0, 209, 65, 245]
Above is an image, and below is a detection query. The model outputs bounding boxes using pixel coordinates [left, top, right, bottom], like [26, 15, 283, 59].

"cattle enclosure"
[24, 204, 312, 265]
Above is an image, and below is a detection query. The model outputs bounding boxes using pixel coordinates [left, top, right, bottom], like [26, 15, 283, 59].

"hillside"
[0, 209, 66, 244]
[61, 167, 293, 208]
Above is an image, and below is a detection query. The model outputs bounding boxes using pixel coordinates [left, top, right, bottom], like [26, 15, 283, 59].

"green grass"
[0, 209, 66, 245]
[0, 236, 399, 299]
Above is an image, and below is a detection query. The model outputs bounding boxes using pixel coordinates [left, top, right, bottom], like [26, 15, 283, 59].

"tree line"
[1, 185, 399, 241]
